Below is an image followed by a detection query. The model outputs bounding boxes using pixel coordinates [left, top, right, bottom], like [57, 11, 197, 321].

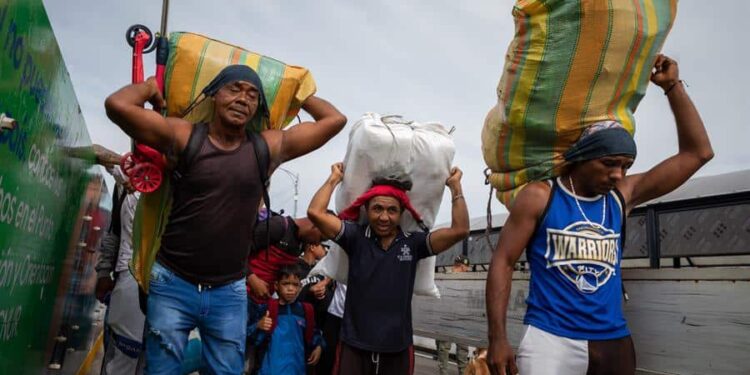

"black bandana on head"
[563, 121, 637, 163]
[201, 65, 270, 123]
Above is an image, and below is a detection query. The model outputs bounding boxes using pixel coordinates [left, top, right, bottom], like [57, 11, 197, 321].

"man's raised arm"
[619, 55, 714, 210]
[307, 163, 345, 240]
[274, 96, 346, 164]
[104, 77, 191, 154]
[427, 167, 470, 254]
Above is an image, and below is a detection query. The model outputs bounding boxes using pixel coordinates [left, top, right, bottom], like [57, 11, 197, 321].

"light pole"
[277, 167, 299, 217]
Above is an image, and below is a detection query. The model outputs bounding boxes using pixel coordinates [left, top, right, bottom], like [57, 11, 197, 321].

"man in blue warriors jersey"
[486, 55, 714, 375]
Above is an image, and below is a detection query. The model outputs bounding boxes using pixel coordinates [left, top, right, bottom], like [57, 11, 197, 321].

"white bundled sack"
[312, 112, 455, 298]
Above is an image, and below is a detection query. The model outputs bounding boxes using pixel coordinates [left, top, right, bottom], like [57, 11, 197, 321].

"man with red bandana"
[308, 163, 470, 375]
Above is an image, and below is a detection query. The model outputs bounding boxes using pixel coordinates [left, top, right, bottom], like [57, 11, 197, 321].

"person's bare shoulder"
[260, 128, 282, 148]
[165, 117, 195, 154]
[512, 180, 552, 218]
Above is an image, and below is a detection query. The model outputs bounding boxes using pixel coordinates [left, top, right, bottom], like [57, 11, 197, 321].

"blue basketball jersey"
[523, 178, 629, 340]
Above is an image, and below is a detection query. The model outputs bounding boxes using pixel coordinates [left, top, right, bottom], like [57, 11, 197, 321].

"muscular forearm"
[93, 144, 122, 169]
[486, 256, 514, 344]
[300, 96, 346, 141]
[448, 184, 470, 237]
[279, 97, 346, 162]
[302, 96, 344, 123]
[108, 81, 154, 107]
[431, 187, 470, 254]
[104, 80, 171, 151]
[105, 81, 156, 125]
[308, 178, 337, 224]
[667, 83, 714, 162]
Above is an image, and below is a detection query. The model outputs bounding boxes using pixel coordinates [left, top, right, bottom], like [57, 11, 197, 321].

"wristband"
[664, 80, 683, 95]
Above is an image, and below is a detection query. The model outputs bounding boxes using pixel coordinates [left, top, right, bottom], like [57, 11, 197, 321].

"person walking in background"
[94, 155, 143, 375]
[436, 255, 471, 375]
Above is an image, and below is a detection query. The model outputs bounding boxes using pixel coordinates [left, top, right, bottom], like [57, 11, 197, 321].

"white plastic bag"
[311, 113, 455, 298]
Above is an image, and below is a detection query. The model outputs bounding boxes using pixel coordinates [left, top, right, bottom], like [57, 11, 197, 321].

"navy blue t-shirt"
[334, 222, 433, 352]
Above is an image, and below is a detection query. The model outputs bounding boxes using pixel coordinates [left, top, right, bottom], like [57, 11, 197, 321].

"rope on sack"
[381, 116, 400, 169]
[484, 168, 499, 251]
[180, 94, 208, 118]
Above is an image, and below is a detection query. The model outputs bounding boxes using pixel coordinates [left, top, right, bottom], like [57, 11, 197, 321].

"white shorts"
[517, 325, 588, 375]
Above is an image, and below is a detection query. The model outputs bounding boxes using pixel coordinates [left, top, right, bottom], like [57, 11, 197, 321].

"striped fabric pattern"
[164, 32, 317, 131]
[482, 0, 677, 207]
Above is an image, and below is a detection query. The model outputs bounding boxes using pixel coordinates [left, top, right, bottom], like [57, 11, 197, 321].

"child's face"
[276, 274, 301, 303]
[306, 243, 328, 260]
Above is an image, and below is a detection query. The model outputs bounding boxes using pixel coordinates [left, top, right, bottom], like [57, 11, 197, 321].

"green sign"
[0, 0, 96, 372]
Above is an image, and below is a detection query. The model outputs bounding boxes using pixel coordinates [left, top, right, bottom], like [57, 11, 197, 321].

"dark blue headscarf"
[201, 65, 270, 128]
[563, 121, 637, 163]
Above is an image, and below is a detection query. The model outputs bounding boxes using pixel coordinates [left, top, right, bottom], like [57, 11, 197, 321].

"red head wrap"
[338, 185, 423, 222]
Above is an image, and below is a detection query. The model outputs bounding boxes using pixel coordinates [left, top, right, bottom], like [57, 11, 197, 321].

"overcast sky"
[44, 0, 749, 224]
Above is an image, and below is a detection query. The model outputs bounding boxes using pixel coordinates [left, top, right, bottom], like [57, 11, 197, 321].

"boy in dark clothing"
[249, 264, 325, 375]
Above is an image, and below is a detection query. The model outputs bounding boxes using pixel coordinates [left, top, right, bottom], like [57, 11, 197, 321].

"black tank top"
[158, 134, 264, 286]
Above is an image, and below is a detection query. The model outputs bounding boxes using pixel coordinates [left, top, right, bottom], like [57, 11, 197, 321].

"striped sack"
[130, 178, 171, 293]
[482, 0, 677, 207]
[164, 31, 317, 131]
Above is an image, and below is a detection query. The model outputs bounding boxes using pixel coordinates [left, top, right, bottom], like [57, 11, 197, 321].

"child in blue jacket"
[250, 264, 325, 375]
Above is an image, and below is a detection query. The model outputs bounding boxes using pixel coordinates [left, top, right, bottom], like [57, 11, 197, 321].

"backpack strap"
[266, 301, 314, 347]
[247, 130, 272, 261]
[267, 299, 280, 335]
[302, 302, 315, 346]
[246, 130, 271, 211]
[173, 123, 209, 183]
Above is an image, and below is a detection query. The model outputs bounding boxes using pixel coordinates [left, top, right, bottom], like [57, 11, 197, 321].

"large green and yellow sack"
[130, 32, 316, 292]
[130, 181, 172, 293]
[482, 0, 677, 207]
[165, 31, 317, 131]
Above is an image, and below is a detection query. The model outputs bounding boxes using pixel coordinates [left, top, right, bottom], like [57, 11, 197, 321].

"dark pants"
[333, 342, 414, 375]
[318, 314, 342, 375]
[587, 335, 636, 375]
